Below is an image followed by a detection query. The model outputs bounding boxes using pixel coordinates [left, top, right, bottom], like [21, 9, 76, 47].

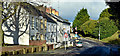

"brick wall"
[47, 44, 53, 50]
[29, 40, 46, 46]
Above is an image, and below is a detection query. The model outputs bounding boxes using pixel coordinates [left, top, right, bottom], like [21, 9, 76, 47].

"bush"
[80, 17, 118, 39]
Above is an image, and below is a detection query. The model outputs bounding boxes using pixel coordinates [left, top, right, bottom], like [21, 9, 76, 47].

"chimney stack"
[46, 7, 52, 14]
[55, 11, 59, 16]
[52, 9, 55, 15]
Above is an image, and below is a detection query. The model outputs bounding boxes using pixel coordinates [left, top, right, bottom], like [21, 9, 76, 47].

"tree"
[73, 8, 90, 31]
[80, 17, 118, 39]
[105, 1, 120, 29]
[97, 17, 118, 39]
[99, 8, 112, 19]
[80, 20, 97, 35]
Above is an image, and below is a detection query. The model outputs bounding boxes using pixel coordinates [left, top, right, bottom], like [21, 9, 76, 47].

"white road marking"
[84, 42, 90, 44]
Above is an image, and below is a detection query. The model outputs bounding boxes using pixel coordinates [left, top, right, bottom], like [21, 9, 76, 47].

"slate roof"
[20, 2, 42, 16]
[41, 12, 57, 24]
[20, 3, 70, 25]
[50, 14, 71, 25]
[50, 14, 63, 22]
[56, 16, 71, 25]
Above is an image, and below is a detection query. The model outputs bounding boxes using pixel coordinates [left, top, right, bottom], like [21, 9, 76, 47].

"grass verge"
[81, 30, 120, 45]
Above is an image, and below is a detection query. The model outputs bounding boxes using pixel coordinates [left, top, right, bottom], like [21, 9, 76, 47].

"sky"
[48, 0, 109, 23]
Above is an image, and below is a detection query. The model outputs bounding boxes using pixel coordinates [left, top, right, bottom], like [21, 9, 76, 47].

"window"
[32, 17, 34, 29]
[51, 24, 53, 32]
[48, 24, 50, 32]
[40, 19, 43, 24]
[41, 24, 43, 29]
[36, 33, 40, 40]
[54, 25, 56, 32]
[45, 19, 47, 28]
[40, 19, 43, 29]
[36, 18, 38, 29]
[38, 19, 40, 31]
[40, 34, 44, 40]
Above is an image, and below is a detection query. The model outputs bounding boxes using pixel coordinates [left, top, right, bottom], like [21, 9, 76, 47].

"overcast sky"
[48, 0, 109, 22]
[51, 0, 105, 2]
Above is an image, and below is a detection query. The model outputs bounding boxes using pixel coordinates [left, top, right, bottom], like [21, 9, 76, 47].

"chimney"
[46, 7, 52, 14]
[52, 9, 55, 15]
[55, 11, 59, 16]
[49, 7, 52, 14]
[46, 8, 49, 13]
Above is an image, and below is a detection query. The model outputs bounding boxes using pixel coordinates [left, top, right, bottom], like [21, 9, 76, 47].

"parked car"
[75, 41, 83, 47]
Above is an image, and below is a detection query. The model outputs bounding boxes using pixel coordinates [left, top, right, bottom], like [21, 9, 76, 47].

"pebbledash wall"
[2, 6, 30, 45]
[2, 3, 47, 45]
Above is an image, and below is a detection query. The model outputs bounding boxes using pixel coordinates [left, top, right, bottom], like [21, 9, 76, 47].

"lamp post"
[99, 25, 100, 41]
[97, 21, 100, 41]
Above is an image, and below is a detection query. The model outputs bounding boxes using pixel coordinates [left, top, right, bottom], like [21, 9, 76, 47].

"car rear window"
[77, 42, 82, 43]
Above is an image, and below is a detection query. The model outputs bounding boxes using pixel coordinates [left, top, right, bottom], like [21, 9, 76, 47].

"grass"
[80, 30, 120, 45]
[108, 39, 120, 45]
[101, 30, 120, 44]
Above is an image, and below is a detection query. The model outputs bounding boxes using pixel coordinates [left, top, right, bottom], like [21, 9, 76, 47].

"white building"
[2, 2, 47, 45]
[38, 5, 71, 48]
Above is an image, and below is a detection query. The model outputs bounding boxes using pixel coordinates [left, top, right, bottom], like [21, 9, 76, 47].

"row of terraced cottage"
[2, 2, 71, 50]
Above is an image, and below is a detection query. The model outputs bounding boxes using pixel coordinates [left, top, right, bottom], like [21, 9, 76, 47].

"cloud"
[51, 0, 105, 2]
[51, 2, 107, 22]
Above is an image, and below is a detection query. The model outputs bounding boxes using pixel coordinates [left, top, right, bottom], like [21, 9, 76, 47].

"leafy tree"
[73, 8, 90, 30]
[80, 20, 97, 35]
[93, 17, 118, 39]
[105, 2, 120, 29]
[98, 17, 118, 39]
[99, 8, 112, 19]
[80, 17, 118, 39]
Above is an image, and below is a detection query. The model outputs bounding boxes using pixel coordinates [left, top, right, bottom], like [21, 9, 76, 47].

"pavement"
[1, 45, 31, 52]
[1, 33, 120, 56]
[16, 38, 120, 56]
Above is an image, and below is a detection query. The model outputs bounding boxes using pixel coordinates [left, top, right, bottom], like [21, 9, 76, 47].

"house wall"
[46, 22, 57, 44]
[29, 15, 47, 41]
[56, 21, 64, 43]
[62, 23, 71, 41]
[2, 7, 30, 45]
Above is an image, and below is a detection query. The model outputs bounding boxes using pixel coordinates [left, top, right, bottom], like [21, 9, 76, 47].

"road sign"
[64, 33, 68, 38]
[64, 33, 68, 50]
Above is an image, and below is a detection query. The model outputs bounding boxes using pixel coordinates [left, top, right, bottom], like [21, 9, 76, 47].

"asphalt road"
[15, 38, 120, 56]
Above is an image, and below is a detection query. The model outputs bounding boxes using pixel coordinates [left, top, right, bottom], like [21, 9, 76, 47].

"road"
[15, 38, 120, 56]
